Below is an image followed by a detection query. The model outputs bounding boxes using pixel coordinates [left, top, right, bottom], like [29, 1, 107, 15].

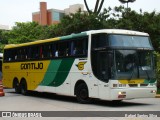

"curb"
[155, 94, 160, 98]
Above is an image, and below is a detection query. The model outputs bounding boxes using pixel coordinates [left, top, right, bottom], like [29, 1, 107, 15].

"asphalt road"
[0, 88, 159, 120]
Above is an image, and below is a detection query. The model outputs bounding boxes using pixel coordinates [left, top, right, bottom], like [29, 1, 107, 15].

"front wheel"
[76, 83, 92, 104]
[111, 100, 122, 105]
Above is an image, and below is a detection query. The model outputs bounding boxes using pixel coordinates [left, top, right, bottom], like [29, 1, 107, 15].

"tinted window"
[91, 33, 109, 49]
[4, 36, 88, 62]
[109, 35, 153, 48]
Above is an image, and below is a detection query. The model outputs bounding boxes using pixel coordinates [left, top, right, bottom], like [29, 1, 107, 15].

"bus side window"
[65, 42, 70, 56]
[53, 43, 58, 57]
[35, 46, 40, 59]
[55, 50, 58, 57]
[27, 47, 32, 59]
[51, 44, 55, 57]
[48, 45, 52, 58]
[73, 47, 77, 55]
[14, 50, 18, 60]
[40, 46, 43, 58]
[71, 38, 88, 56]
[71, 41, 74, 56]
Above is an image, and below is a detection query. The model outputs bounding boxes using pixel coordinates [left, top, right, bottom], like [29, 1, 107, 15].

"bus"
[2, 29, 157, 103]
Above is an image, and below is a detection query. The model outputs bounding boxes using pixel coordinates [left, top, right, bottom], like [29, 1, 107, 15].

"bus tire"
[13, 79, 21, 94]
[76, 83, 92, 104]
[111, 100, 122, 105]
[20, 80, 28, 95]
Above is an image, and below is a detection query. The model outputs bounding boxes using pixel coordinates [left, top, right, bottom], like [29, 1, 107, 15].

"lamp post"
[119, 0, 136, 9]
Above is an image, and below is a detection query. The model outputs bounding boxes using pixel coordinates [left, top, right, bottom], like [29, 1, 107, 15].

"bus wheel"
[76, 83, 91, 104]
[13, 80, 20, 94]
[20, 80, 28, 95]
[111, 100, 122, 105]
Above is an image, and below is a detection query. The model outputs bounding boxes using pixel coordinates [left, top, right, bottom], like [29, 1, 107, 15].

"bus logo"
[76, 62, 87, 70]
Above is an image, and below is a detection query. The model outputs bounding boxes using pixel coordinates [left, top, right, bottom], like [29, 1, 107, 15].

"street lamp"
[119, 0, 136, 9]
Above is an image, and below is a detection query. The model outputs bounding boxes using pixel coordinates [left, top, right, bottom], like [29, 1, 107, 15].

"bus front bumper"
[110, 87, 157, 100]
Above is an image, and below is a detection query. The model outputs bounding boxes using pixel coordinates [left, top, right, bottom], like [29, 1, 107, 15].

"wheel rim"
[21, 83, 26, 94]
[14, 82, 19, 93]
[79, 88, 88, 100]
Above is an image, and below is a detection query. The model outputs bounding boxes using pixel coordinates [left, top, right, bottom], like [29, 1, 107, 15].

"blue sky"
[0, 0, 159, 28]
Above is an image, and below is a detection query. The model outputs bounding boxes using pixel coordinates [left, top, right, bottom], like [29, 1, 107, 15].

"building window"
[52, 11, 60, 21]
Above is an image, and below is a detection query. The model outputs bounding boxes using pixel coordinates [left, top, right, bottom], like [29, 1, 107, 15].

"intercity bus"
[3, 29, 157, 103]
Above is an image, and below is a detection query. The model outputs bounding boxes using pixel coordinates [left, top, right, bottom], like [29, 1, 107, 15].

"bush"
[155, 52, 160, 88]
[157, 80, 160, 88]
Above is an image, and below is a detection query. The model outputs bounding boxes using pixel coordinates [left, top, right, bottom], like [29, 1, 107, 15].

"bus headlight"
[118, 91, 126, 98]
[150, 90, 156, 93]
[118, 91, 126, 95]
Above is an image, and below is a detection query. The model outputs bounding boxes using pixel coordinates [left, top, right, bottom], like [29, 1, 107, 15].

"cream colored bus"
[3, 29, 157, 103]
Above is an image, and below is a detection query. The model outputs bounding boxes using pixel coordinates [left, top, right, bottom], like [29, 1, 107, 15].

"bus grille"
[129, 84, 138, 87]
[140, 84, 148, 87]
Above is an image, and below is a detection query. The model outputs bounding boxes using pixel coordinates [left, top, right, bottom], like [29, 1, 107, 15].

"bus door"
[97, 51, 110, 99]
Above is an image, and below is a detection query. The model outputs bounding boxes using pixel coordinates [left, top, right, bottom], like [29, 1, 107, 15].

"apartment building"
[32, 2, 84, 25]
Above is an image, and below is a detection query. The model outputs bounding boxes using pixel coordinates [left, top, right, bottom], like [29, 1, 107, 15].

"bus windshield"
[114, 50, 155, 80]
[91, 33, 155, 81]
[109, 34, 153, 49]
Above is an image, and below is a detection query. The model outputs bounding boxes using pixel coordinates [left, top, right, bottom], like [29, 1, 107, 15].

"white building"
[0, 24, 10, 30]
[64, 4, 84, 15]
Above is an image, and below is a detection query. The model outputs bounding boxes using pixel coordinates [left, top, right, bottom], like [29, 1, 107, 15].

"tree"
[2, 22, 55, 44]
[84, 0, 104, 14]
[103, 6, 160, 51]
[53, 10, 105, 36]
[1, 5, 160, 52]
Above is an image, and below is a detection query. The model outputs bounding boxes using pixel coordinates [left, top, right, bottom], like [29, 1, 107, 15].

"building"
[32, 2, 84, 25]
[0, 24, 9, 30]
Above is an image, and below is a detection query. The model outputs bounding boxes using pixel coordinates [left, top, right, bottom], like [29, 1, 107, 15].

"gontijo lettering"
[21, 62, 43, 70]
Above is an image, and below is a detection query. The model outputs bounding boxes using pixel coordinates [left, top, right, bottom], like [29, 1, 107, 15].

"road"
[0, 88, 159, 120]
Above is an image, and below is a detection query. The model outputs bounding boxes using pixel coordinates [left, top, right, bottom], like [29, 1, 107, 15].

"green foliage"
[1, 5, 160, 53]
[0, 30, 9, 52]
[53, 10, 105, 36]
[8, 22, 48, 44]
[99, 6, 160, 52]
[155, 52, 160, 88]
[2, 22, 55, 44]
[157, 88, 160, 94]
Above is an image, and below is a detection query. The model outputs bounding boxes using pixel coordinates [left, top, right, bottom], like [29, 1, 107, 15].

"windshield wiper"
[128, 70, 134, 80]
[144, 69, 151, 81]
[128, 64, 139, 80]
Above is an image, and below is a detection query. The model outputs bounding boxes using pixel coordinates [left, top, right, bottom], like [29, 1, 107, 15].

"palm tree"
[84, 0, 104, 14]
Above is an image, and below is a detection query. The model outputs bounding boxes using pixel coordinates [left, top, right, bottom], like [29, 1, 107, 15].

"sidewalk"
[155, 94, 160, 98]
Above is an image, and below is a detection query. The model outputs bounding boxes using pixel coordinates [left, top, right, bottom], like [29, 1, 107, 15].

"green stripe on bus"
[40, 60, 62, 86]
[143, 79, 156, 84]
[60, 32, 87, 40]
[48, 58, 75, 87]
